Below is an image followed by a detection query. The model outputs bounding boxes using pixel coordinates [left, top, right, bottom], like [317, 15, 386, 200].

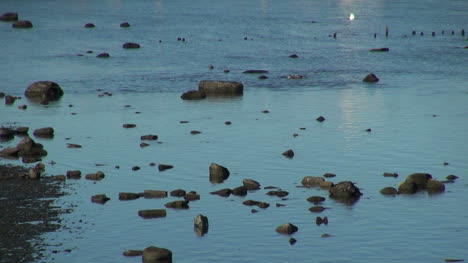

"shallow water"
[1, 0, 468, 262]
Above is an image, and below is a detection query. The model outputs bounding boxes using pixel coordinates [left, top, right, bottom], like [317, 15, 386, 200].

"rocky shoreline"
[0, 164, 70, 263]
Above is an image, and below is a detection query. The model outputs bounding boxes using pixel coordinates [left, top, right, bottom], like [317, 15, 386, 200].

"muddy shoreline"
[0, 164, 70, 263]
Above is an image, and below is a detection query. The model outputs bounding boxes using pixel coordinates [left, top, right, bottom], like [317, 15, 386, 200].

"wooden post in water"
[385, 26, 389, 37]
[462, 29, 465, 36]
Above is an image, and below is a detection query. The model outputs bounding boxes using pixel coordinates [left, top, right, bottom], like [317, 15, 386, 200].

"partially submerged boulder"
[198, 80, 243, 96]
[123, 42, 140, 49]
[0, 12, 18, 21]
[328, 181, 362, 203]
[301, 176, 325, 187]
[363, 73, 379, 83]
[142, 246, 172, 263]
[180, 90, 206, 100]
[91, 194, 110, 204]
[282, 149, 294, 158]
[12, 20, 33, 28]
[194, 214, 209, 236]
[25, 81, 63, 101]
[243, 179, 261, 190]
[210, 188, 232, 197]
[380, 187, 398, 195]
[138, 209, 167, 219]
[33, 127, 54, 138]
[275, 223, 298, 235]
[209, 163, 230, 183]
[370, 48, 389, 52]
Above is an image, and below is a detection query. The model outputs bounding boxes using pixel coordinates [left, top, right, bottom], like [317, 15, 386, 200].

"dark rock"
[251, 209, 258, 213]
[120, 22, 130, 28]
[132, 166, 140, 171]
[383, 172, 398, 178]
[321, 233, 332, 238]
[194, 214, 209, 236]
[276, 203, 286, 207]
[363, 73, 379, 83]
[307, 196, 326, 204]
[0, 92, 4, 98]
[258, 75, 268, 79]
[122, 250, 143, 257]
[51, 175, 66, 181]
[309, 206, 327, 213]
[289, 54, 299, 58]
[301, 176, 325, 187]
[123, 124, 136, 128]
[184, 191, 200, 201]
[67, 143, 82, 148]
[96, 53, 110, 58]
[158, 164, 173, 171]
[138, 209, 167, 219]
[33, 127, 54, 138]
[25, 81, 63, 101]
[232, 186, 248, 196]
[28, 163, 45, 179]
[123, 42, 140, 49]
[380, 187, 398, 195]
[243, 179, 261, 190]
[370, 48, 389, 52]
[323, 173, 336, 178]
[243, 70, 269, 74]
[266, 190, 289, 198]
[143, 190, 168, 198]
[91, 194, 110, 204]
[0, 12, 18, 21]
[141, 135, 158, 140]
[119, 192, 140, 200]
[398, 182, 417, 194]
[142, 246, 172, 263]
[262, 110, 269, 113]
[16, 127, 29, 134]
[0, 147, 19, 157]
[0, 127, 15, 138]
[5, 95, 16, 105]
[85, 171, 105, 181]
[180, 121, 189, 124]
[209, 163, 230, 183]
[446, 175, 458, 181]
[320, 181, 334, 189]
[170, 189, 186, 197]
[426, 179, 445, 193]
[16, 137, 47, 157]
[66, 170, 81, 179]
[84, 23, 95, 28]
[329, 181, 362, 202]
[282, 149, 294, 158]
[405, 173, 432, 190]
[198, 80, 243, 96]
[210, 188, 232, 197]
[225, 121, 232, 125]
[18, 104, 27, 110]
[12, 20, 33, 28]
[316, 216, 328, 225]
[444, 259, 464, 262]
[275, 223, 298, 235]
[140, 143, 149, 148]
[180, 90, 206, 100]
[316, 116, 326, 122]
[190, 130, 201, 134]
[165, 200, 189, 209]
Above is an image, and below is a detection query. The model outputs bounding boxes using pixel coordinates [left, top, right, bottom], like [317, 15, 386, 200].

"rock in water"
[25, 81, 63, 101]
[329, 181, 362, 203]
[282, 149, 294, 158]
[209, 163, 230, 183]
[180, 90, 207, 100]
[363, 73, 379, 83]
[12, 20, 33, 28]
[194, 214, 209, 236]
[198, 80, 243, 96]
[142, 246, 172, 263]
[275, 223, 298, 235]
[0, 12, 18, 21]
[242, 179, 261, 190]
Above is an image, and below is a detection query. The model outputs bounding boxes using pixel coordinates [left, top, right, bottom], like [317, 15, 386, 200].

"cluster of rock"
[0, 136, 47, 163]
[380, 173, 446, 195]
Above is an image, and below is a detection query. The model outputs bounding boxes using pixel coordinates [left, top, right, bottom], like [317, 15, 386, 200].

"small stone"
[165, 200, 189, 209]
[210, 188, 232, 197]
[119, 192, 140, 200]
[158, 164, 173, 171]
[261, 110, 269, 113]
[184, 191, 200, 201]
[91, 194, 110, 204]
[282, 149, 294, 158]
[66, 170, 81, 179]
[123, 124, 136, 128]
[266, 190, 289, 198]
[445, 259, 464, 262]
[251, 209, 258, 213]
[67, 143, 82, 148]
[276, 203, 286, 207]
[275, 223, 298, 235]
[316, 116, 326, 122]
[243, 178, 261, 190]
[140, 143, 149, 147]
[289, 238, 297, 245]
[258, 75, 268, 79]
[190, 130, 201, 134]
[84, 23, 95, 28]
[232, 186, 248, 196]
[383, 173, 399, 178]
[123, 42, 140, 49]
[96, 53, 110, 58]
[370, 48, 389, 52]
[18, 105, 27, 110]
[120, 22, 130, 28]
[170, 189, 186, 197]
[323, 173, 336, 178]
[321, 233, 332, 238]
[132, 166, 140, 171]
[13, 20, 33, 28]
[446, 175, 458, 181]
[289, 54, 299, 58]
[307, 196, 326, 204]
[85, 171, 105, 181]
[141, 135, 158, 140]
[363, 73, 379, 83]
[225, 121, 232, 125]
[309, 206, 326, 213]
[380, 187, 398, 195]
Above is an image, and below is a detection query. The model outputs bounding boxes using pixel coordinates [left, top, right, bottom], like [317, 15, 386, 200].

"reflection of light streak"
[349, 13, 355, 21]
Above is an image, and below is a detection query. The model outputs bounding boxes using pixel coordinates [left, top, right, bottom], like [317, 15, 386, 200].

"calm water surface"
[1, 0, 468, 262]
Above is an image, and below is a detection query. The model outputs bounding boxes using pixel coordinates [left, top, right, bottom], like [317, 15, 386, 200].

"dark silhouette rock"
[0, 12, 18, 21]
[141, 135, 158, 140]
[405, 173, 432, 190]
[258, 75, 268, 79]
[323, 173, 336, 178]
[123, 124, 136, 128]
[380, 187, 398, 195]
[363, 73, 379, 83]
[190, 130, 201, 134]
[329, 181, 362, 203]
[123, 42, 140, 49]
[143, 190, 168, 198]
[309, 206, 327, 213]
[307, 196, 326, 204]
[33, 127, 54, 138]
[266, 190, 289, 198]
[119, 192, 140, 200]
[96, 53, 110, 58]
[120, 22, 130, 28]
[12, 20, 33, 28]
[446, 175, 458, 181]
[243, 70, 268, 74]
[370, 48, 389, 52]
[85, 171, 105, 181]
[209, 163, 230, 183]
[138, 209, 167, 219]
[158, 164, 173, 171]
[184, 191, 200, 201]
[91, 194, 110, 204]
[25, 81, 63, 101]
[16, 136, 47, 157]
[194, 214, 209, 236]
[84, 23, 95, 28]
[316, 216, 328, 225]
[383, 172, 398, 178]
[165, 200, 189, 209]
[170, 189, 186, 197]
[180, 90, 207, 100]
[5, 95, 16, 105]
[275, 223, 298, 235]
[282, 149, 294, 158]
[316, 116, 326, 122]
[198, 80, 243, 96]
[232, 186, 247, 196]
[18, 104, 27, 110]
[67, 143, 82, 148]
[301, 176, 325, 187]
[289, 54, 299, 58]
[243, 179, 261, 190]
[210, 188, 232, 197]
[243, 200, 269, 208]
[122, 250, 142, 257]
[142, 246, 172, 263]
[66, 170, 81, 179]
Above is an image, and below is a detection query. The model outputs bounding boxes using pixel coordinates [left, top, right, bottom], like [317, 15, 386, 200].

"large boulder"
[198, 81, 243, 96]
[0, 12, 18, 21]
[209, 163, 230, 183]
[25, 81, 63, 101]
[142, 246, 172, 263]
[328, 181, 362, 203]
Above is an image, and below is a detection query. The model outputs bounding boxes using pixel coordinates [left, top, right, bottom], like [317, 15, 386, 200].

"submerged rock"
[158, 164, 173, 171]
[5, 95, 16, 105]
[120, 22, 130, 28]
[170, 189, 186, 197]
[85, 171, 105, 181]
[307, 196, 326, 204]
[66, 170, 81, 179]
[84, 23, 95, 28]
[243, 70, 268, 74]
[231, 186, 248, 196]
[380, 187, 398, 195]
[426, 179, 445, 193]
[143, 190, 168, 198]
[0, 12, 18, 21]
[142, 246, 172, 263]
[383, 172, 399, 178]
[122, 250, 142, 257]
[96, 53, 110, 58]
[119, 192, 140, 200]
[141, 135, 158, 140]
[180, 90, 207, 100]
[266, 190, 289, 198]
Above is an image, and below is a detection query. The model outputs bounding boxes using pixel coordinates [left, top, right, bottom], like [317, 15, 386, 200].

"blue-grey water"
[1, 0, 468, 262]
